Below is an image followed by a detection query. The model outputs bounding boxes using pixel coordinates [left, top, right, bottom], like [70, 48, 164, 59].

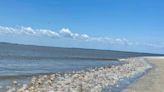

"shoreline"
[5, 57, 152, 92]
[106, 58, 153, 92]
[123, 56, 164, 92]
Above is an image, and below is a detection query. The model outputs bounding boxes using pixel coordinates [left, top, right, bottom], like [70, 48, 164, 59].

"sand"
[123, 57, 164, 92]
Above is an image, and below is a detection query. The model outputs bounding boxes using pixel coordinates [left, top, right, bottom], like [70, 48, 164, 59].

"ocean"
[0, 42, 133, 77]
[0, 42, 159, 91]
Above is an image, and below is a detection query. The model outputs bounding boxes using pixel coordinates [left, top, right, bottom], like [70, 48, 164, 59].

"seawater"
[0, 58, 121, 77]
[0, 43, 152, 91]
[0, 43, 130, 77]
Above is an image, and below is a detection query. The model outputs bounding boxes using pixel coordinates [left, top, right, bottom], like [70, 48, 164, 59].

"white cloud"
[0, 26, 135, 45]
[79, 34, 90, 40]
[0, 25, 163, 48]
[59, 28, 74, 38]
[0, 26, 60, 37]
[143, 43, 164, 48]
[58, 28, 90, 40]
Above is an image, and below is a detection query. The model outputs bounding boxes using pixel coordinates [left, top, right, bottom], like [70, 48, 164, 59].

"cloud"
[58, 28, 90, 40]
[143, 43, 164, 48]
[59, 28, 74, 38]
[0, 26, 60, 37]
[0, 25, 163, 48]
[80, 34, 90, 40]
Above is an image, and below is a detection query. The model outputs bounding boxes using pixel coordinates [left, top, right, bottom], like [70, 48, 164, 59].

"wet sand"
[123, 57, 164, 92]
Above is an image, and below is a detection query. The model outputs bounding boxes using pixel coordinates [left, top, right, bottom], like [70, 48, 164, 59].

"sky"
[0, 0, 164, 54]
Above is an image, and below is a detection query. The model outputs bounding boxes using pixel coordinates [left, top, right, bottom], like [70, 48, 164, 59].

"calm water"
[0, 43, 130, 77]
[0, 58, 122, 77]
[0, 43, 123, 91]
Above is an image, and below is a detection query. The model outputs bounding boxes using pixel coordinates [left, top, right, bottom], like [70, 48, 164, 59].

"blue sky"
[0, 0, 164, 54]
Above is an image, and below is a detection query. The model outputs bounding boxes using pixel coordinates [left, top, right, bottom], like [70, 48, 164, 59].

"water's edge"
[1, 57, 153, 92]
[103, 58, 153, 92]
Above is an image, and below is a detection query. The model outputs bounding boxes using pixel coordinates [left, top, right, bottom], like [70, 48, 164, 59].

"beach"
[1, 43, 162, 92]
[6, 57, 152, 92]
[3, 56, 164, 92]
[0, 0, 164, 91]
[123, 57, 164, 92]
